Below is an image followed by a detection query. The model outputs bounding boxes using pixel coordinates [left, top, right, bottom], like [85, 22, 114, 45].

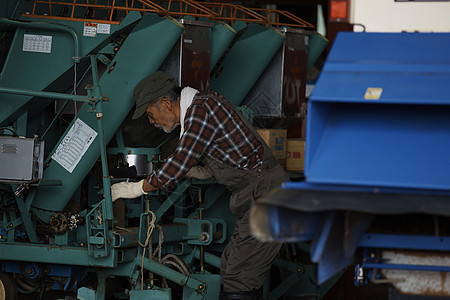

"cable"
[138, 211, 156, 290]
[0, 127, 19, 137]
[161, 254, 190, 276]
[352, 23, 366, 32]
[152, 224, 164, 263]
[137, 211, 190, 290]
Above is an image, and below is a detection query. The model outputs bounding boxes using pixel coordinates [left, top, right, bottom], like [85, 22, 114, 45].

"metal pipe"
[138, 256, 206, 294]
[193, 248, 221, 269]
[0, 86, 97, 103]
[0, 18, 80, 62]
[197, 188, 205, 274]
[362, 262, 450, 272]
[139, 256, 186, 285]
[90, 55, 113, 221]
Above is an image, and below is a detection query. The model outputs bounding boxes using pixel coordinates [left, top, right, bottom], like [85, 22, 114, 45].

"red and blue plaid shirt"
[146, 92, 263, 191]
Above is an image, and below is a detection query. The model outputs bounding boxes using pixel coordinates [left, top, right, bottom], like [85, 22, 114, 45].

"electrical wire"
[352, 23, 366, 32]
[0, 127, 19, 137]
[138, 211, 156, 290]
[161, 254, 189, 276]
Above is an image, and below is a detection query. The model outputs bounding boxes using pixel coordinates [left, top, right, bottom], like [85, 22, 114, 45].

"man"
[111, 71, 290, 300]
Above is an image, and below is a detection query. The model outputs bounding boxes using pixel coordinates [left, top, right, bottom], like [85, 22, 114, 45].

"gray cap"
[132, 71, 175, 119]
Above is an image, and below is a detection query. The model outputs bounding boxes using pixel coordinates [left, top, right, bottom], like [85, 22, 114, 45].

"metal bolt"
[109, 66, 114, 71]
[103, 58, 108, 63]
[198, 284, 204, 290]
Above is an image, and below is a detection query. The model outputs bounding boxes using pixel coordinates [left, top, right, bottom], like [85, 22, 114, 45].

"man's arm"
[146, 104, 216, 190]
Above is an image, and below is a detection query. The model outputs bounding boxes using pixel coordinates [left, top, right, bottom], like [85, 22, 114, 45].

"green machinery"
[0, 1, 330, 299]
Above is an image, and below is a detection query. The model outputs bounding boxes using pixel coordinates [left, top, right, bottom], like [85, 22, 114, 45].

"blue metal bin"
[306, 32, 450, 190]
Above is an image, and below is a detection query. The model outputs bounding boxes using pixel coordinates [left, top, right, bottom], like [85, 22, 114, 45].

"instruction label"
[97, 23, 111, 34]
[23, 34, 52, 53]
[52, 118, 98, 173]
[83, 22, 111, 37]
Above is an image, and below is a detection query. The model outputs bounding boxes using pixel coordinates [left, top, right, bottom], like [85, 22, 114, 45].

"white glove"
[111, 179, 148, 202]
[186, 166, 213, 180]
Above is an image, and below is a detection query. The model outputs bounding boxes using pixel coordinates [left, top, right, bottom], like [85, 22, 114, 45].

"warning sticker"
[83, 22, 97, 37]
[52, 118, 98, 173]
[23, 34, 52, 53]
[364, 87, 383, 100]
[83, 22, 110, 36]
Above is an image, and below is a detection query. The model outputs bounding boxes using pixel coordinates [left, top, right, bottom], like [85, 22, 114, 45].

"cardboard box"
[256, 129, 287, 160]
[286, 139, 305, 172]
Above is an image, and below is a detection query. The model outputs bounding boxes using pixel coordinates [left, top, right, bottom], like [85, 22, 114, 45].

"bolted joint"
[96, 112, 103, 119]
[195, 284, 206, 294]
[199, 232, 210, 243]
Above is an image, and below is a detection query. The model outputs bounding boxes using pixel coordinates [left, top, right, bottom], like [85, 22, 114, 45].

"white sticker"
[52, 118, 98, 173]
[97, 23, 111, 34]
[83, 22, 97, 37]
[23, 34, 52, 53]
[364, 87, 383, 100]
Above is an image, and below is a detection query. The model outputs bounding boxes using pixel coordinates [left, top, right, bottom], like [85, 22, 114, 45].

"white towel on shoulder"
[179, 86, 199, 139]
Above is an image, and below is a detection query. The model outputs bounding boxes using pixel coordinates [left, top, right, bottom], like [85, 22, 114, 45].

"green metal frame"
[0, 3, 333, 298]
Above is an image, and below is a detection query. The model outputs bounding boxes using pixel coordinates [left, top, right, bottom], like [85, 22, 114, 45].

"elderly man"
[111, 71, 289, 300]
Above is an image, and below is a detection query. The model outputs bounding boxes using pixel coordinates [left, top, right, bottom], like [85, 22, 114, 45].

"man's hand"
[111, 180, 148, 202]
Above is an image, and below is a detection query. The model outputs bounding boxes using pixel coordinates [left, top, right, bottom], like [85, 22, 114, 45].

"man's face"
[145, 98, 178, 133]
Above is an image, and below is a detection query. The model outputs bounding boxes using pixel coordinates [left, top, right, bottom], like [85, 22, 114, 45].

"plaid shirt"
[147, 92, 264, 191]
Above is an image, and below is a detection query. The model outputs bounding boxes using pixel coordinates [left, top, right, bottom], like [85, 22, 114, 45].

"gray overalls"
[197, 94, 290, 292]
